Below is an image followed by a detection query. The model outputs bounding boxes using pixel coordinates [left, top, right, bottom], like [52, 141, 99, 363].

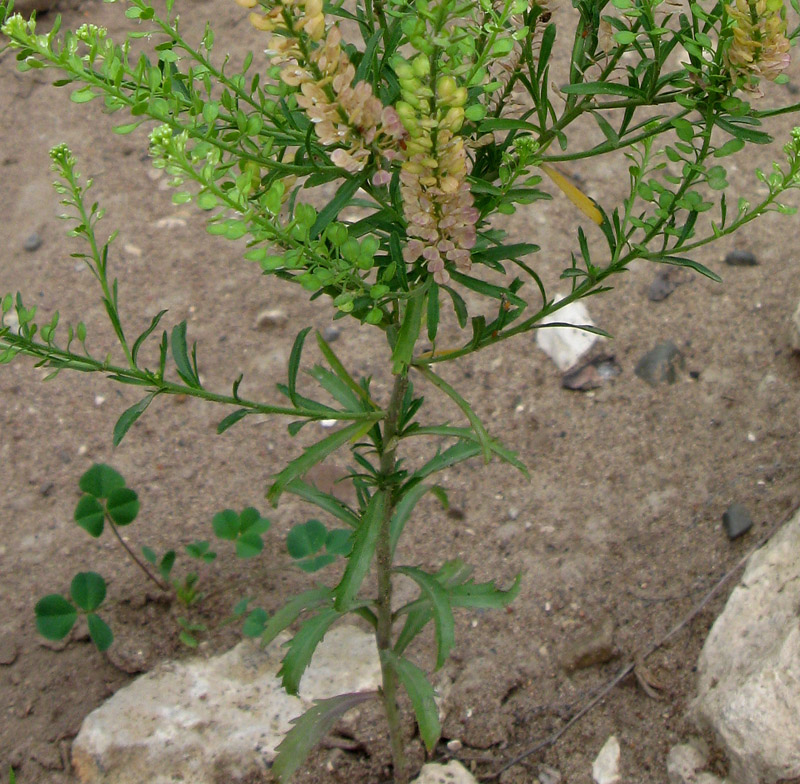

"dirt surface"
[2, 2, 800, 783]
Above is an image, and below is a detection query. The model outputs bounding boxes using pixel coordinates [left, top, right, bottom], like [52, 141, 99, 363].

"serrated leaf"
[381, 650, 441, 751]
[260, 587, 333, 648]
[287, 519, 328, 558]
[106, 487, 139, 526]
[449, 573, 522, 608]
[79, 463, 125, 498]
[395, 566, 454, 669]
[87, 613, 113, 651]
[70, 572, 106, 612]
[334, 490, 385, 611]
[272, 692, 377, 783]
[113, 393, 156, 447]
[35, 595, 77, 640]
[267, 419, 378, 506]
[278, 608, 341, 694]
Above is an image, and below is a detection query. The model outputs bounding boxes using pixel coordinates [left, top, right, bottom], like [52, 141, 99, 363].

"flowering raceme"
[725, 0, 791, 91]
[239, 0, 405, 172]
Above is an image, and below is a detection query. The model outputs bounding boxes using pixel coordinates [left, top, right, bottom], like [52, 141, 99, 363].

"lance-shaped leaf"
[283, 477, 360, 528]
[267, 419, 378, 506]
[449, 573, 522, 609]
[278, 608, 341, 695]
[395, 566, 454, 670]
[391, 289, 424, 374]
[114, 392, 157, 446]
[273, 691, 378, 783]
[381, 650, 441, 752]
[171, 321, 201, 388]
[316, 331, 375, 407]
[334, 489, 386, 611]
[287, 327, 311, 408]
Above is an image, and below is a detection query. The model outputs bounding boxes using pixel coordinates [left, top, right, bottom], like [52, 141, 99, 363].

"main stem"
[376, 371, 410, 784]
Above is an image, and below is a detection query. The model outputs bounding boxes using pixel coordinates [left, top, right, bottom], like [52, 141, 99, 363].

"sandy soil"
[2, 1, 800, 782]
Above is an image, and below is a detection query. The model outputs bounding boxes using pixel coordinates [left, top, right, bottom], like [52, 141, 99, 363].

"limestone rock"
[667, 738, 709, 784]
[692, 509, 800, 784]
[535, 296, 600, 371]
[72, 624, 381, 784]
[412, 760, 478, 783]
[592, 735, 621, 784]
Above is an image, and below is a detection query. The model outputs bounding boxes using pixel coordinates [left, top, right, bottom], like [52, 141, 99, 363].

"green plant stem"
[106, 517, 170, 592]
[375, 371, 410, 784]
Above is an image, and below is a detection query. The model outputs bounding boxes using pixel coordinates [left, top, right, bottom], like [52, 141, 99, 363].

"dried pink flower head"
[725, 0, 791, 91]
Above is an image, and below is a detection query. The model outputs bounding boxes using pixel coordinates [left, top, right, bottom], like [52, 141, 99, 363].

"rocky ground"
[2, 1, 800, 783]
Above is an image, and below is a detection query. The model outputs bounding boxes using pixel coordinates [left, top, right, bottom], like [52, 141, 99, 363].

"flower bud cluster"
[725, 0, 791, 92]
[238, 0, 405, 172]
[394, 57, 479, 284]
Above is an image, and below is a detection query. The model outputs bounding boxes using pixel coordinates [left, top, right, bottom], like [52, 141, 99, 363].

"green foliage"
[3, 0, 800, 780]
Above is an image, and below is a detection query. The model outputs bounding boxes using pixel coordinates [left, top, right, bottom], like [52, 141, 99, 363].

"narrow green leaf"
[217, 408, 249, 434]
[35, 595, 77, 640]
[309, 176, 363, 239]
[260, 587, 333, 648]
[142, 546, 157, 564]
[70, 572, 107, 612]
[449, 270, 526, 309]
[389, 482, 434, 555]
[395, 566, 454, 669]
[316, 332, 374, 406]
[381, 650, 441, 751]
[267, 419, 378, 506]
[171, 321, 200, 387]
[561, 81, 644, 98]
[307, 366, 362, 411]
[471, 242, 539, 264]
[656, 255, 722, 281]
[288, 327, 311, 408]
[592, 112, 619, 145]
[106, 487, 139, 526]
[415, 366, 492, 463]
[392, 289, 424, 374]
[278, 608, 341, 694]
[716, 116, 772, 144]
[427, 283, 440, 342]
[87, 613, 113, 651]
[113, 392, 156, 447]
[273, 692, 377, 783]
[131, 309, 167, 365]
[74, 495, 105, 537]
[283, 478, 360, 528]
[334, 489, 386, 611]
[79, 463, 125, 498]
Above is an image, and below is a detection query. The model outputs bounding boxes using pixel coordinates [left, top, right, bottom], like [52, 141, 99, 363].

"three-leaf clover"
[212, 507, 271, 558]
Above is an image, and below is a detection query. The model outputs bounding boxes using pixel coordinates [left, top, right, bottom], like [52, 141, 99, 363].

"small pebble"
[538, 766, 562, 784]
[94, 395, 106, 407]
[722, 503, 753, 540]
[634, 341, 684, 386]
[447, 739, 463, 752]
[23, 232, 42, 252]
[724, 249, 758, 266]
[592, 735, 621, 784]
[0, 637, 19, 665]
[562, 354, 621, 391]
[154, 216, 187, 230]
[254, 308, 288, 329]
[320, 419, 337, 428]
[561, 615, 616, 671]
[322, 325, 341, 342]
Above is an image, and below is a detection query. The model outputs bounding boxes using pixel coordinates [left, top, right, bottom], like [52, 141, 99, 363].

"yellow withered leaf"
[541, 163, 604, 226]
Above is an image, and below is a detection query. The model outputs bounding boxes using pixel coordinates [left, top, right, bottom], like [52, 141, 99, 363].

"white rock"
[695, 774, 729, 784]
[692, 508, 800, 784]
[592, 735, 621, 784]
[535, 296, 600, 371]
[72, 625, 381, 784]
[412, 760, 478, 784]
[790, 300, 800, 352]
[667, 738, 710, 784]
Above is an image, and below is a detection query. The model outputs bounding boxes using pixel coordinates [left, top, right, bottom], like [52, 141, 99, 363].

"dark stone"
[634, 341, 684, 386]
[722, 503, 753, 540]
[23, 232, 42, 252]
[322, 325, 341, 342]
[562, 354, 621, 391]
[648, 266, 692, 301]
[724, 249, 758, 267]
